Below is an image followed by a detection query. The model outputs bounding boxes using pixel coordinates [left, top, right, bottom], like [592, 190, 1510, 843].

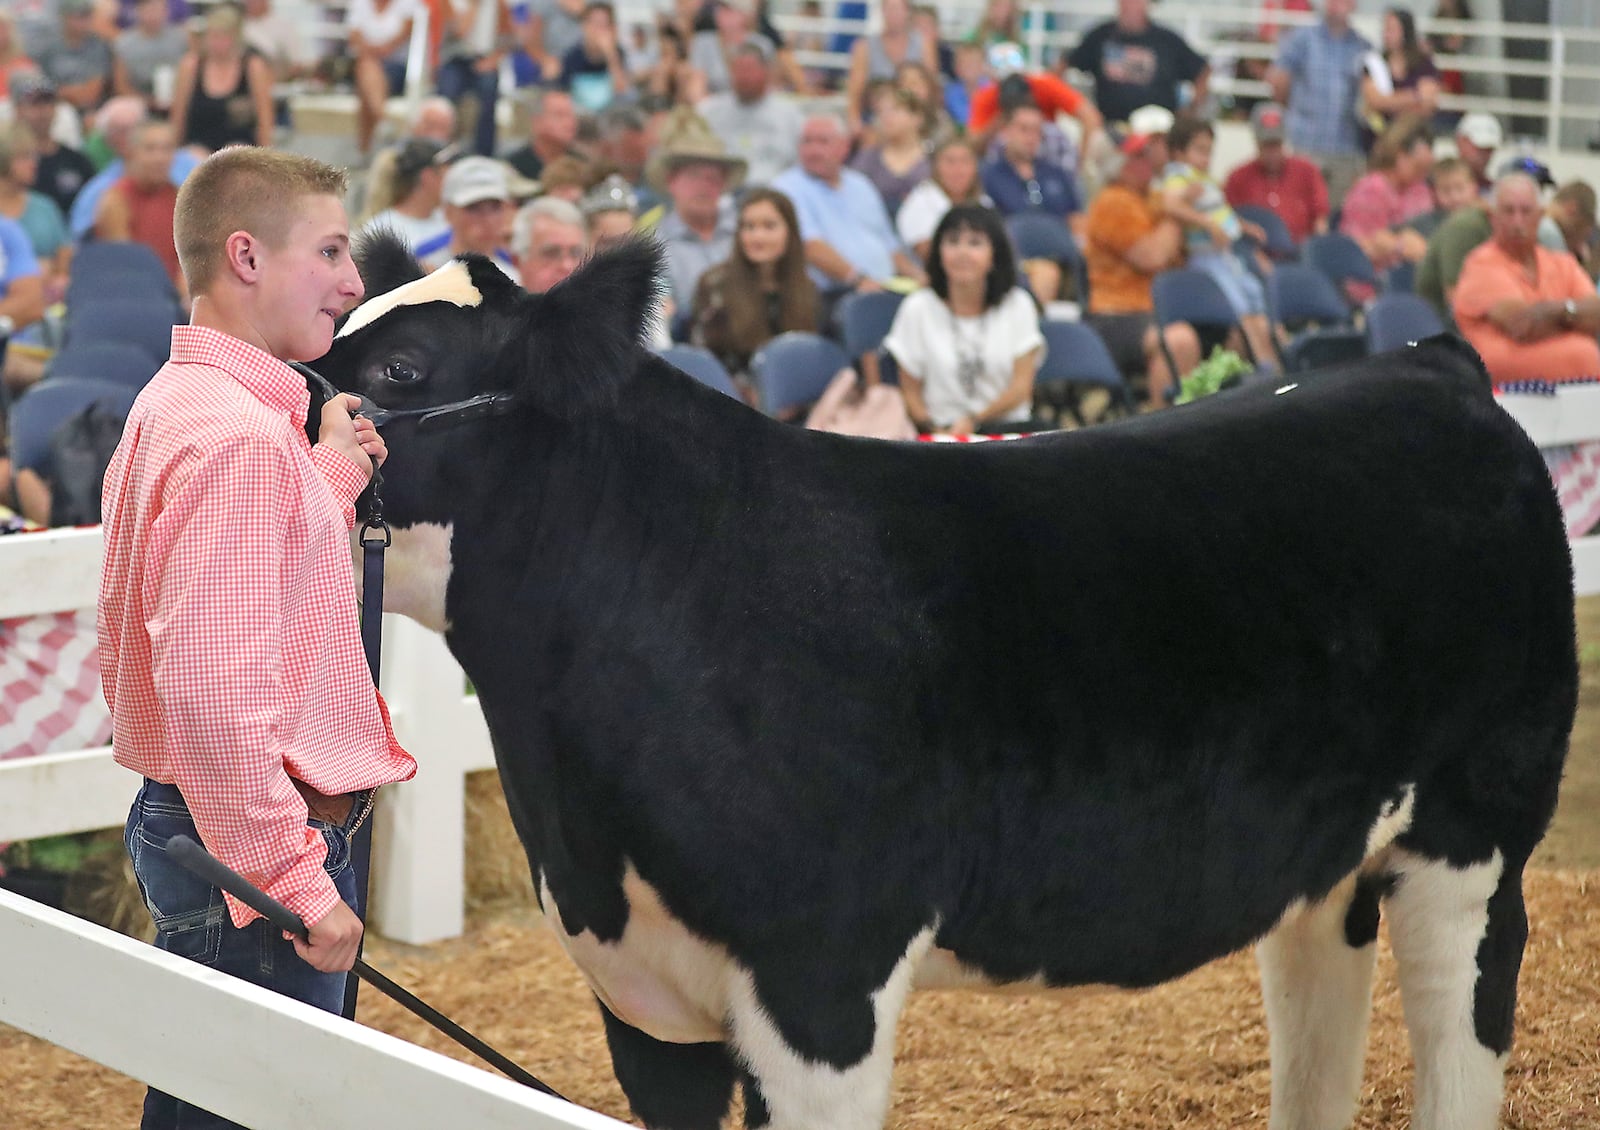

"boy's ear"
[222, 230, 260, 281]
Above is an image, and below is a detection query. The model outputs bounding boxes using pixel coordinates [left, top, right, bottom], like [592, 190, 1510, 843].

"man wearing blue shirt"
[771, 113, 925, 294]
[1, 214, 48, 393]
[1266, 0, 1371, 209]
[981, 103, 1080, 219]
[980, 102, 1080, 303]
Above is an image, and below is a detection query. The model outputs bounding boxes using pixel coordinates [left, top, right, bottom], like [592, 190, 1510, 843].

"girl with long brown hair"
[690, 187, 820, 395]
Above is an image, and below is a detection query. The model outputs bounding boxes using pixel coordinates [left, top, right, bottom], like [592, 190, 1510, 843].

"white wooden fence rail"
[3, 390, 1599, 949]
[0, 885, 628, 1129]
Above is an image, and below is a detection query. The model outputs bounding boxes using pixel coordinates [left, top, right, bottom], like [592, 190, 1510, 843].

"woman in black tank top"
[171, 2, 276, 151]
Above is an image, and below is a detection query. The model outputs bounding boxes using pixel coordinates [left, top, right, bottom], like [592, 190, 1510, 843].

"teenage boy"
[98, 146, 417, 1130]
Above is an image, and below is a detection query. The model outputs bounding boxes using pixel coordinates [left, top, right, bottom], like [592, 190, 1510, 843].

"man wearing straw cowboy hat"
[646, 107, 747, 311]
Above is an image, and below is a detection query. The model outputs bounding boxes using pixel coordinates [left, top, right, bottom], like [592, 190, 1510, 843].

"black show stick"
[165, 834, 565, 1099]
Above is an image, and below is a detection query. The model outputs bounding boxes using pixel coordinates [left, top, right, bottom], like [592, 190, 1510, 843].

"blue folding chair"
[1152, 267, 1263, 376]
[1304, 232, 1381, 303]
[1266, 263, 1367, 372]
[1365, 292, 1447, 354]
[64, 299, 182, 367]
[1006, 213, 1089, 305]
[7, 377, 138, 478]
[72, 239, 174, 282]
[657, 344, 742, 400]
[66, 241, 180, 309]
[750, 332, 851, 419]
[1384, 260, 1417, 294]
[833, 289, 904, 385]
[45, 341, 163, 391]
[1035, 320, 1132, 425]
[1234, 204, 1299, 262]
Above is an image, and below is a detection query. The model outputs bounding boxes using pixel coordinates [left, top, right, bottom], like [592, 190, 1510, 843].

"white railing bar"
[0, 749, 140, 841]
[0, 887, 626, 1130]
[0, 525, 100, 620]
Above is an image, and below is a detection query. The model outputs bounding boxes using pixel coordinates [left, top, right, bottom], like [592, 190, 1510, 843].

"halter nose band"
[288, 360, 518, 434]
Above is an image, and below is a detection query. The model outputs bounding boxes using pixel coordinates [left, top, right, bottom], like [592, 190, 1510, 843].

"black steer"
[316, 235, 1575, 1130]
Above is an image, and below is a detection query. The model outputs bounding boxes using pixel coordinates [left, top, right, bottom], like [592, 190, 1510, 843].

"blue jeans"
[436, 56, 500, 156]
[125, 779, 363, 1130]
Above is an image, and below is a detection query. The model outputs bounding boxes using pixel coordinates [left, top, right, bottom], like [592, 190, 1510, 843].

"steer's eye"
[383, 359, 421, 384]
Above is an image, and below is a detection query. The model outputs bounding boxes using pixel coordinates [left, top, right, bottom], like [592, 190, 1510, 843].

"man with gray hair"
[408, 95, 460, 143]
[1452, 172, 1600, 385]
[513, 195, 587, 293]
[771, 112, 924, 294]
[68, 95, 201, 238]
[696, 37, 803, 186]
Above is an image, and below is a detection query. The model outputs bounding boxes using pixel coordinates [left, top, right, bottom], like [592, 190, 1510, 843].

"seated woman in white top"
[883, 203, 1047, 435]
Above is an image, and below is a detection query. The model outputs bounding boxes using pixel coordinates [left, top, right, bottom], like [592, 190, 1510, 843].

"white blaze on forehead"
[336, 259, 484, 339]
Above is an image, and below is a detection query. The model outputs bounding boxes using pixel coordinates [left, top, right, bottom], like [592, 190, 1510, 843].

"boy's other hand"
[319, 393, 387, 477]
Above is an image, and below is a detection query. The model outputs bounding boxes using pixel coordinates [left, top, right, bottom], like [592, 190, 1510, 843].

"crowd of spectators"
[2, 0, 1599, 484]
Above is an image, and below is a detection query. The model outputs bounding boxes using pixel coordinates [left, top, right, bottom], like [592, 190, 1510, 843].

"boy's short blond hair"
[174, 146, 349, 297]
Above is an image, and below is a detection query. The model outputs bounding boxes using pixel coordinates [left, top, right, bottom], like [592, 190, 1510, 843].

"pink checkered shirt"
[99, 325, 416, 929]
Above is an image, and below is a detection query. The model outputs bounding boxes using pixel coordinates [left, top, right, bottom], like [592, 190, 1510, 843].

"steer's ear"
[353, 227, 426, 299]
[518, 237, 666, 418]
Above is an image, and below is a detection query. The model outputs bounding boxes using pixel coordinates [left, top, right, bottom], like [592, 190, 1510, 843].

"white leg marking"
[1386, 849, 1508, 1130]
[1257, 877, 1377, 1130]
[730, 928, 934, 1130]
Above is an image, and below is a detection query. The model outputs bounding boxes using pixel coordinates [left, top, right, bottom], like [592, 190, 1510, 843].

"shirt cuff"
[310, 444, 371, 530]
[224, 842, 343, 930]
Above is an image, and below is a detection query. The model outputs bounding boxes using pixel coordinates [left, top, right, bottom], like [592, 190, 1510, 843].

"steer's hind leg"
[597, 997, 738, 1130]
[1385, 848, 1520, 1130]
[1256, 872, 1383, 1130]
[727, 933, 929, 1130]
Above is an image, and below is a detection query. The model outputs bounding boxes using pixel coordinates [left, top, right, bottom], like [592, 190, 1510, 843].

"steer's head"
[317, 230, 661, 513]
[313, 230, 662, 626]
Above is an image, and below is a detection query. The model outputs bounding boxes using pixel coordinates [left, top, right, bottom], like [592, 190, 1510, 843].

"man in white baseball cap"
[415, 156, 535, 281]
[1455, 113, 1503, 195]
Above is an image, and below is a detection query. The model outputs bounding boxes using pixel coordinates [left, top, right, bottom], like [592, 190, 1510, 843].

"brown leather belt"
[292, 777, 356, 826]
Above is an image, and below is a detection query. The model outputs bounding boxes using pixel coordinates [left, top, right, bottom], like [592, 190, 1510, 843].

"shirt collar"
[168, 324, 311, 422]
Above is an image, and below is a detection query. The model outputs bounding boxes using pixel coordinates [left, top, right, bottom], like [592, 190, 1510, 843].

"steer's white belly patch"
[539, 864, 736, 1044]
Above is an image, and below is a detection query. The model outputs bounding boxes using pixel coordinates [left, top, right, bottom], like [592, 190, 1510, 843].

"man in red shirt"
[92, 118, 186, 301]
[1223, 101, 1329, 245]
[99, 146, 416, 1130]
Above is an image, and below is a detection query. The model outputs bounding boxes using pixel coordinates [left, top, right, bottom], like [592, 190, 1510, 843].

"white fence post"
[369, 614, 495, 945]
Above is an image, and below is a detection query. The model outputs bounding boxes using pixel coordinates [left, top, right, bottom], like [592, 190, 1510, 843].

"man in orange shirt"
[1453, 171, 1600, 385]
[99, 146, 416, 1130]
[1083, 129, 1199, 408]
